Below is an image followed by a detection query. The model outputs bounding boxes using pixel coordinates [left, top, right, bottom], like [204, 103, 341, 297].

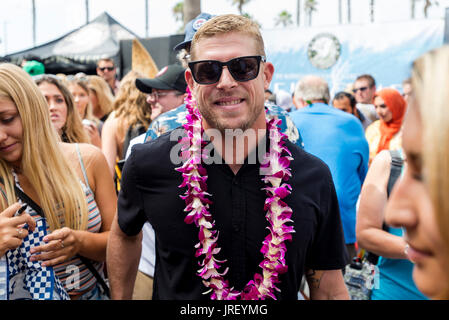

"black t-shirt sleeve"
[307, 167, 348, 270]
[117, 148, 147, 236]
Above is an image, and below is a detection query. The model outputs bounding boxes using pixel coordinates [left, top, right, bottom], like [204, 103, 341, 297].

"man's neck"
[204, 115, 267, 175]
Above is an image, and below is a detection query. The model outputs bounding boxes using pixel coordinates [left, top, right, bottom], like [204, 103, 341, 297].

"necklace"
[176, 88, 295, 300]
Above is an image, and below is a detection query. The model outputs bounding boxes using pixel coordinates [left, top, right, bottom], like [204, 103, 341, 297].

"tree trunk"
[370, 0, 375, 23]
[183, 0, 201, 26]
[338, 0, 342, 24]
[424, 0, 431, 18]
[297, 0, 301, 26]
[85, 0, 89, 24]
[347, 0, 351, 23]
[145, 0, 149, 37]
[32, 0, 36, 46]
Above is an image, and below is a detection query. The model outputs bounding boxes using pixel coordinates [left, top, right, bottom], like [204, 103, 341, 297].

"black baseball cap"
[135, 64, 187, 93]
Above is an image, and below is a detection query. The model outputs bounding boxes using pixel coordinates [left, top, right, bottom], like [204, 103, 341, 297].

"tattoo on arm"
[306, 269, 324, 289]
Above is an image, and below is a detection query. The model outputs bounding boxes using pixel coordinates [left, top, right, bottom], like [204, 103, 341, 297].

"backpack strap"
[14, 185, 45, 218]
[75, 143, 93, 194]
[387, 150, 404, 197]
[122, 123, 147, 160]
[365, 150, 404, 265]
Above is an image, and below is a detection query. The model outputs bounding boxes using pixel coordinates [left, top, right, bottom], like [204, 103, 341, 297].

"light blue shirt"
[290, 103, 369, 244]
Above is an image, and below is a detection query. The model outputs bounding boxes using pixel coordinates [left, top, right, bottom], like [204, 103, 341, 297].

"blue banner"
[263, 19, 444, 96]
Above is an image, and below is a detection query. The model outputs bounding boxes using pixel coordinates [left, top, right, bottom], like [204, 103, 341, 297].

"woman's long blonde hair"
[412, 45, 449, 299]
[67, 78, 100, 125]
[113, 70, 152, 137]
[35, 75, 90, 144]
[87, 75, 114, 119]
[0, 63, 88, 231]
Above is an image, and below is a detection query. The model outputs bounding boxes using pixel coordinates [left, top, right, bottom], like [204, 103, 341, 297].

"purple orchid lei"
[176, 88, 295, 300]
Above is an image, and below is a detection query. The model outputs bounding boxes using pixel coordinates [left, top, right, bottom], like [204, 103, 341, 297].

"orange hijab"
[375, 88, 407, 154]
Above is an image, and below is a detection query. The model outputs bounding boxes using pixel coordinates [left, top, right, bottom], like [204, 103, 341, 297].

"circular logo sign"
[307, 33, 341, 69]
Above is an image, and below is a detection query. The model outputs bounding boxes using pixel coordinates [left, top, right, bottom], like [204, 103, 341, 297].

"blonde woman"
[87, 75, 114, 122]
[67, 77, 102, 148]
[35, 75, 90, 144]
[385, 46, 449, 299]
[101, 70, 152, 177]
[0, 63, 116, 300]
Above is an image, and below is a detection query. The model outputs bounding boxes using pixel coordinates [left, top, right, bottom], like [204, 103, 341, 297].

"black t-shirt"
[118, 128, 347, 300]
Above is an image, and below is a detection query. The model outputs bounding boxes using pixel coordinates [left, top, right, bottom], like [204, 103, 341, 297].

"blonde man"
[108, 14, 349, 300]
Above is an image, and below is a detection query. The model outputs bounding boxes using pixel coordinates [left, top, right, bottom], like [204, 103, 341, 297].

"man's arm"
[305, 269, 349, 300]
[106, 214, 142, 300]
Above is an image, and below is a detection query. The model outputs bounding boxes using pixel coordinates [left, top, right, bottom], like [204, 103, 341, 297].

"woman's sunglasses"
[188, 55, 266, 85]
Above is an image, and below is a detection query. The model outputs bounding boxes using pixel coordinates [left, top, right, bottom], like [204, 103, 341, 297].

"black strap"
[365, 151, 404, 265]
[387, 150, 404, 197]
[14, 185, 110, 298]
[78, 256, 110, 298]
[14, 185, 45, 217]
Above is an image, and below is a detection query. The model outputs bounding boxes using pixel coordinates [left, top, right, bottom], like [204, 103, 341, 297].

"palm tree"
[173, 2, 184, 23]
[172, 1, 184, 33]
[275, 10, 293, 27]
[369, 0, 375, 23]
[304, 0, 318, 26]
[296, 0, 301, 26]
[424, 0, 439, 18]
[229, 0, 251, 15]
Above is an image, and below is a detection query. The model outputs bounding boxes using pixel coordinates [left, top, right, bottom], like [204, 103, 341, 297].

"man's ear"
[292, 95, 306, 109]
[185, 69, 195, 93]
[262, 62, 275, 91]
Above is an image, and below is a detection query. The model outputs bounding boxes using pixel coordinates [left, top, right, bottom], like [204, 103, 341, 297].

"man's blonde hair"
[0, 63, 88, 231]
[190, 14, 266, 60]
[412, 45, 449, 299]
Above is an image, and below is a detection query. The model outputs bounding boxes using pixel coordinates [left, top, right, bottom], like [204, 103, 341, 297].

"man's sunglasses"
[352, 86, 370, 94]
[98, 66, 115, 72]
[188, 55, 266, 85]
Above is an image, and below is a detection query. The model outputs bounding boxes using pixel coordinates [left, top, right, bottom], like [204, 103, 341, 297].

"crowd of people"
[0, 12, 448, 301]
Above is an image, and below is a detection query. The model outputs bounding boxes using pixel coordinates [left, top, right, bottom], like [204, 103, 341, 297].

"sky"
[1, 0, 449, 56]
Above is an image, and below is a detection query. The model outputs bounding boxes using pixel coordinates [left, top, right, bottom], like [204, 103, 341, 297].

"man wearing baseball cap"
[135, 64, 187, 120]
[129, 64, 187, 300]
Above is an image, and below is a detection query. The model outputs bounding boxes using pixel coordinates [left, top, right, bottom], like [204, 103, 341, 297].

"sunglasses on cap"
[98, 66, 115, 72]
[188, 55, 266, 85]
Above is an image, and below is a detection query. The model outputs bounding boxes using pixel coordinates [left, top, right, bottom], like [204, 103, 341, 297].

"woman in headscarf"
[365, 88, 407, 164]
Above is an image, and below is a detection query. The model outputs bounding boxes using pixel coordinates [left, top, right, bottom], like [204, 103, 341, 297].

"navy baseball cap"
[135, 64, 187, 93]
[173, 13, 214, 51]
